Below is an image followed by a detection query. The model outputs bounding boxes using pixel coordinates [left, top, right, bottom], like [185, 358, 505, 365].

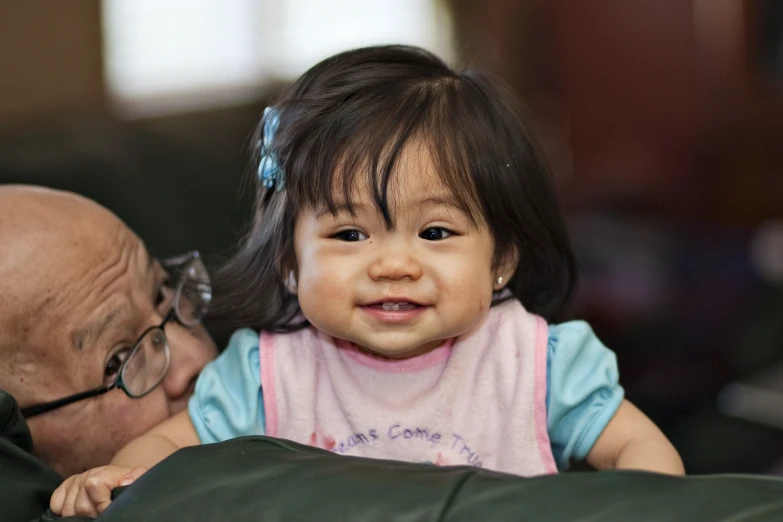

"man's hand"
[50, 465, 146, 517]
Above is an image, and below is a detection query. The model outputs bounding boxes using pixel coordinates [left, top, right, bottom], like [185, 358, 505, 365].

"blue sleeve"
[188, 328, 266, 444]
[546, 321, 624, 470]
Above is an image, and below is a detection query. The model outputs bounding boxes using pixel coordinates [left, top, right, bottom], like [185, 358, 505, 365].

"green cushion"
[5, 385, 783, 522]
[100, 436, 783, 522]
[1, 390, 91, 522]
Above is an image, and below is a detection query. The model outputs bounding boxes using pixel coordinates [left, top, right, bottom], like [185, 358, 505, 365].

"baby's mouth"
[367, 302, 420, 311]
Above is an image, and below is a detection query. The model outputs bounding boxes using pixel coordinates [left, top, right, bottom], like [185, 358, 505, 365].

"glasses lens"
[121, 327, 170, 397]
[175, 257, 211, 327]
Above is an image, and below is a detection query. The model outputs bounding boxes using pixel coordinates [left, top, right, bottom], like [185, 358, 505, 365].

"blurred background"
[1, 0, 783, 475]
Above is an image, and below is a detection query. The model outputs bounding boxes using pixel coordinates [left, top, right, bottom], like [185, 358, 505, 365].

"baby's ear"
[494, 247, 520, 290]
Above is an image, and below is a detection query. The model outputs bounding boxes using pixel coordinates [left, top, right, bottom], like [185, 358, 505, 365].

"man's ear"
[494, 246, 520, 290]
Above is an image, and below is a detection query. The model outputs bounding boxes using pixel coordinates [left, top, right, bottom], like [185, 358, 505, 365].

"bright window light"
[102, 0, 453, 118]
[275, 0, 451, 77]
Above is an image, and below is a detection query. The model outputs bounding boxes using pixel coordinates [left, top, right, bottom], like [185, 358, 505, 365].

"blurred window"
[102, 0, 453, 118]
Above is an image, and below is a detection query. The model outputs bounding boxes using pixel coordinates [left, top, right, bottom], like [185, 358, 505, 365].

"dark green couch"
[3, 389, 783, 522]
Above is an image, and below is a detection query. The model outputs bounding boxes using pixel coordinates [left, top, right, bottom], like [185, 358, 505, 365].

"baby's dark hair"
[209, 45, 577, 333]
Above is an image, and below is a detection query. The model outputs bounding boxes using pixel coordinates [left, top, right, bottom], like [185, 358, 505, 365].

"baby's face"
[293, 143, 508, 358]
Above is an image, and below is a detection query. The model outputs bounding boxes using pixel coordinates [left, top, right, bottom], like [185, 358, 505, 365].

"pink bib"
[260, 299, 556, 476]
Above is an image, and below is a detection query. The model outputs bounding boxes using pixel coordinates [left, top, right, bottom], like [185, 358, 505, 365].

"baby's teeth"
[382, 302, 401, 311]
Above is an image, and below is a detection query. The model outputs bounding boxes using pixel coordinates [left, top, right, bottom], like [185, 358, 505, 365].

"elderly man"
[0, 185, 218, 479]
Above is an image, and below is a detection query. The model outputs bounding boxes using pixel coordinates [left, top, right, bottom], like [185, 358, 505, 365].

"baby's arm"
[586, 399, 684, 475]
[111, 409, 200, 468]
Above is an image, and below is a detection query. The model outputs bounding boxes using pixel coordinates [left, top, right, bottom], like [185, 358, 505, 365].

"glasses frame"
[20, 251, 207, 418]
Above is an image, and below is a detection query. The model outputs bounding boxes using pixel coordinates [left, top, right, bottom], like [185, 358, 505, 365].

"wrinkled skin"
[0, 186, 218, 477]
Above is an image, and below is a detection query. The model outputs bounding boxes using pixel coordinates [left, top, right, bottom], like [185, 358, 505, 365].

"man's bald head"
[0, 185, 218, 476]
[0, 186, 134, 366]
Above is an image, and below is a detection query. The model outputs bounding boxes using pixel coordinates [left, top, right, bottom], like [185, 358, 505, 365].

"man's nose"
[367, 242, 423, 281]
[161, 325, 215, 403]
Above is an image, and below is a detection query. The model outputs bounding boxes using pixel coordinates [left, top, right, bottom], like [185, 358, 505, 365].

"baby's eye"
[334, 230, 368, 242]
[419, 227, 453, 241]
[104, 347, 132, 383]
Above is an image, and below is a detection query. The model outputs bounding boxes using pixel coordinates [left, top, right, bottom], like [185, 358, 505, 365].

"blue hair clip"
[258, 106, 285, 191]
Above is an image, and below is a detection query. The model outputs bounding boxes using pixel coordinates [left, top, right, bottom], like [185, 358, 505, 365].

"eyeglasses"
[20, 251, 211, 418]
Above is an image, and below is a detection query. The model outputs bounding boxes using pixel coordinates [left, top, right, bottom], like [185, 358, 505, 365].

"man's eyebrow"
[71, 304, 129, 351]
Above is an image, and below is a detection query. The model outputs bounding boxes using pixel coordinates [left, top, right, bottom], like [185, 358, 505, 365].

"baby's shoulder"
[546, 320, 606, 356]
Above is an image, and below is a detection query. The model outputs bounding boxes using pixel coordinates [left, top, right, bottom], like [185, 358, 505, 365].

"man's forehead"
[67, 248, 159, 351]
[1, 234, 156, 358]
[0, 187, 158, 392]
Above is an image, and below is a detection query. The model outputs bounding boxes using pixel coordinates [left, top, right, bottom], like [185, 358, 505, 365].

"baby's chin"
[309, 318, 455, 359]
[351, 338, 448, 360]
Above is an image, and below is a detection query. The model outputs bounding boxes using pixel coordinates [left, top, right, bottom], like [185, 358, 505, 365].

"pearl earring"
[496, 276, 504, 287]
[286, 271, 298, 293]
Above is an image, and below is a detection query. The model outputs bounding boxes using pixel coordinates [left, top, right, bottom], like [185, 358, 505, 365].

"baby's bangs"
[278, 81, 486, 228]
